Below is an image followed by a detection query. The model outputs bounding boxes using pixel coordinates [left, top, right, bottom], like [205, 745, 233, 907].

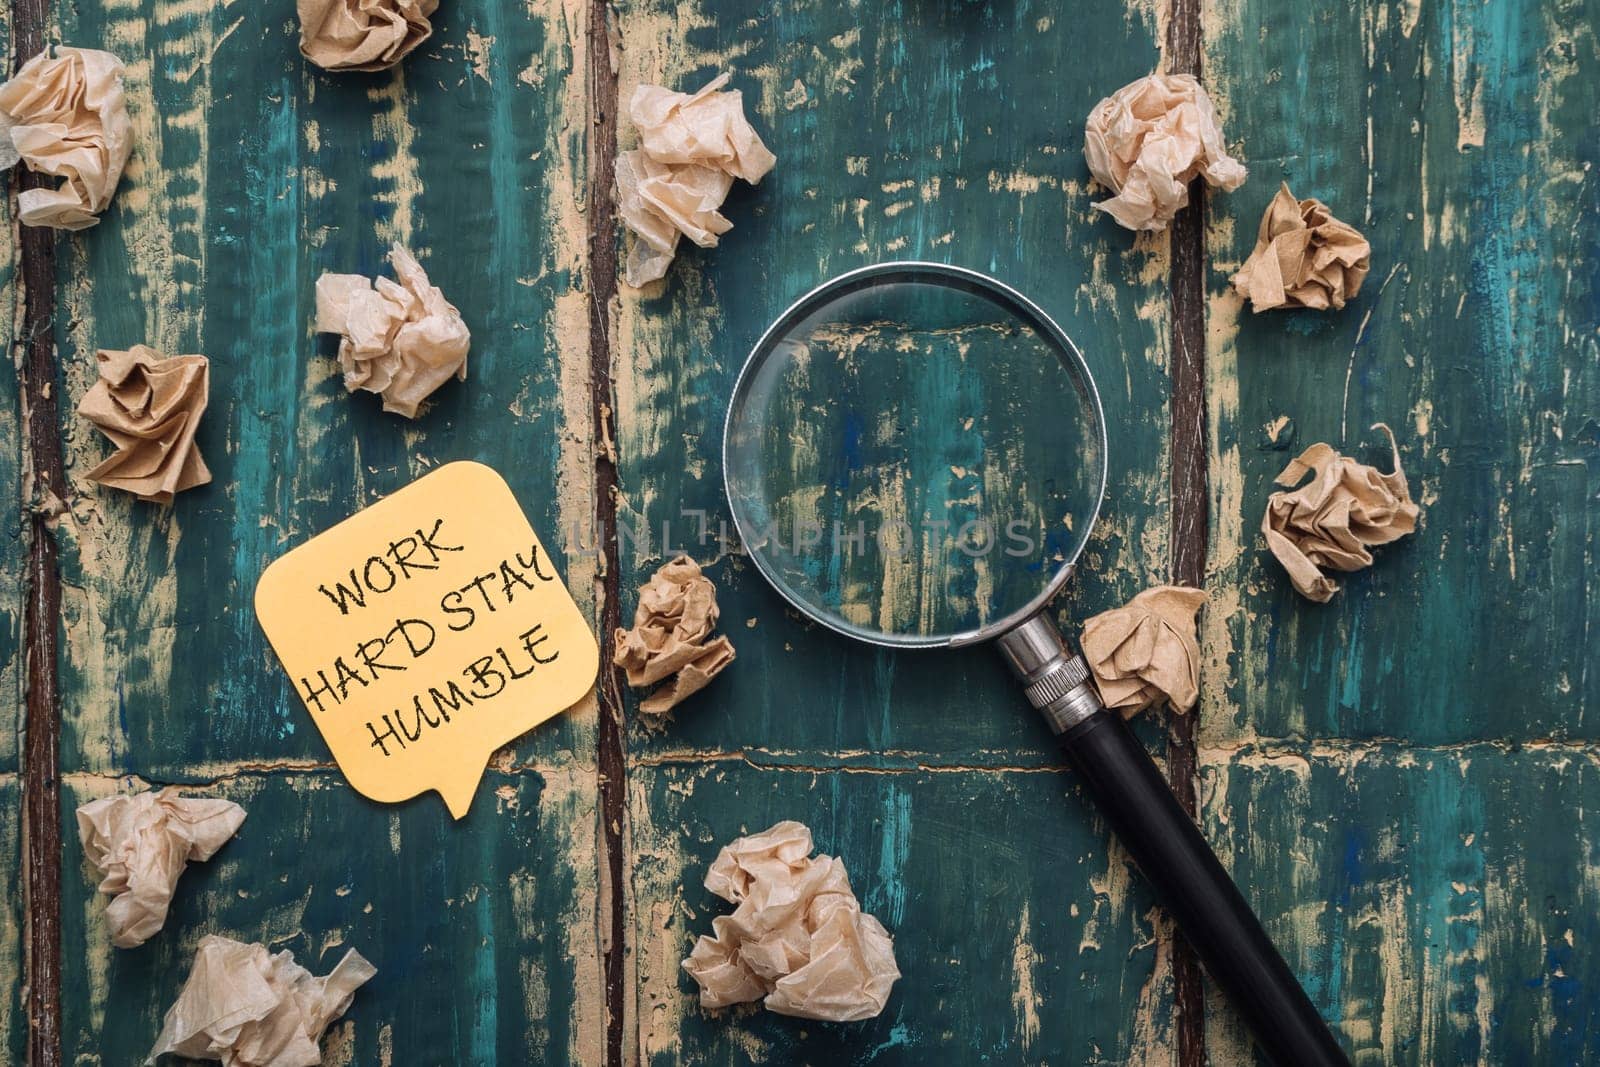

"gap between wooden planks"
[13, 0, 64, 1060]
[1164, 0, 1211, 1053]
[584, 1, 630, 1065]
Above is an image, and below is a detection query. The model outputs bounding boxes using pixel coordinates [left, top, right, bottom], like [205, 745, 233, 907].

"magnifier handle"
[998, 618, 1348, 1067]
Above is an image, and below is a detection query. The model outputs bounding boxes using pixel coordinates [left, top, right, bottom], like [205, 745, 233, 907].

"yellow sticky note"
[255, 461, 597, 818]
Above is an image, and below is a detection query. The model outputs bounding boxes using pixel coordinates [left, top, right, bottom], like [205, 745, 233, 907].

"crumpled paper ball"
[1081, 585, 1206, 715]
[0, 45, 133, 229]
[1262, 424, 1420, 602]
[1232, 182, 1371, 311]
[613, 556, 735, 722]
[298, 0, 437, 72]
[149, 935, 376, 1066]
[315, 242, 471, 418]
[1083, 72, 1246, 231]
[77, 788, 246, 948]
[682, 821, 900, 1023]
[77, 346, 213, 505]
[616, 72, 776, 287]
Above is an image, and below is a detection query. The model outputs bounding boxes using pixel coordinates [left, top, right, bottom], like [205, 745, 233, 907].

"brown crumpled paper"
[0, 46, 133, 230]
[149, 936, 376, 1066]
[78, 345, 212, 504]
[617, 72, 776, 287]
[315, 242, 470, 418]
[1081, 585, 1206, 715]
[297, 0, 437, 73]
[1263, 424, 1420, 602]
[682, 821, 900, 1023]
[613, 556, 735, 722]
[77, 788, 246, 949]
[1083, 72, 1246, 231]
[616, 151, 735, 286]
[1232, 182, 1372, 311]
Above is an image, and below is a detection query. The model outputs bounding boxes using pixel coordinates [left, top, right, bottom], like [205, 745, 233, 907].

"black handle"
[1059, 711, 1348, 1067]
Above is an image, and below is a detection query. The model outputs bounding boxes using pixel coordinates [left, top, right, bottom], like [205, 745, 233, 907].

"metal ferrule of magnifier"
[996, 614, 1104, 734]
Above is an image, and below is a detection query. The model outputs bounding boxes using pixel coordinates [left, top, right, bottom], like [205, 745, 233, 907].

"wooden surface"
[2, 0, 1595, 1065]
[1199, 0, 1600, 1062]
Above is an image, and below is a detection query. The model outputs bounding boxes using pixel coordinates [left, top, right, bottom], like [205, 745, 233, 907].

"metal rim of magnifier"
[722, 260, 1109, 651]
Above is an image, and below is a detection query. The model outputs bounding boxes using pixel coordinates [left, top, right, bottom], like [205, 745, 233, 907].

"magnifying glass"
[724, 262, 1347, 1067]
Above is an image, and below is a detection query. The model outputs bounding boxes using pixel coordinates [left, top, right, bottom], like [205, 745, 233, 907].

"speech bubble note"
[254, 461, 598, 818]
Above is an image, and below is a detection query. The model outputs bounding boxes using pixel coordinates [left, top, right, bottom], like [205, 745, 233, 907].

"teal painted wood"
[0, 779, 21, 1065]
[608, 0, 1182, 1060]
[1200, 748, 1600, 1065]
[43, 0, 604, 1060]
[1201, 0, 1600, 744]
[50, 0, 595, 777]
[631, 762, 1174, 1065]
[0, 123, 17, 781]
[14, 0, 1594, 1063]
[609, 0, 1175, 760]
[1199, 0, 1600, 1061]
[60, 770, 601, 1064]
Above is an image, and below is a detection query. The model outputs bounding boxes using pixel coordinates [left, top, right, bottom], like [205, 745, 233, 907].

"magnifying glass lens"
[725, 271, 1104, 646]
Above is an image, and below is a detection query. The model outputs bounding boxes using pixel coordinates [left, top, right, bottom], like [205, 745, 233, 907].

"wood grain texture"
[1163, 0, 1208, 1059]
[1200, 0, 1600, 1062]
[583, 0, 628, 1059]
[4, 0, 1594, 1061]
[608, 0, 1180, 1062]
[1200, 746, 1600, 1064]
[0, 0, 21, 776]
[0, 6, 28, 1058]
[0, 778, 22, 1065]
[609, 0, 1174, 760]
[630, 762, 1174, 1065]
[1200, 0, 1600, 745]
[12, 0, 65, 1057]
[51, 0, 596, 776]
[60, 769, 601, 1064]
[43, 0, 605, 1060]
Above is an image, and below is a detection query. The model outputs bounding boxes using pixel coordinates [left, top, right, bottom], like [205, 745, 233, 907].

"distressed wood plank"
[0, 777, 21, 1065]
[608, 1, 1183, 1059]
[1201, 0, 1600, 744]
[60, 769, 601, 1065]
[42, 0, 604, 1059]
[0, 9, 18, 776]
[1200, 746, 1600, 1065]
[1200, 1, 1600, 1061]
[0, 2, 24, 1055]
[15, 0, 1592, 1065]
[51, 0, 596, 775]
[609, 0, 1175, 760]
[630, 762, 1172, 1065]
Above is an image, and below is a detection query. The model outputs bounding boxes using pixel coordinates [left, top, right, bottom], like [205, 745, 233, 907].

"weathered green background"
[0, 0, 1594, 1063]
[41, 0, 603, 1061]
[610, 1, 1177, 1062]
[1200, 0, 1600, 1062]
